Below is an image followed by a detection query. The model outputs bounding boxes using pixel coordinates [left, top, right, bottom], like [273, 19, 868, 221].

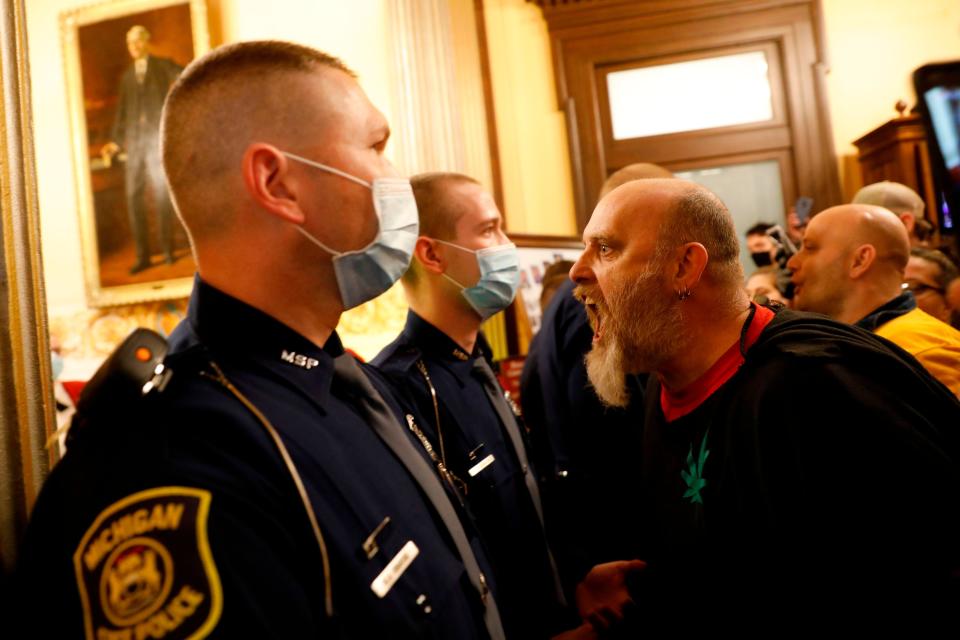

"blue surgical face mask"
[283, 152, 419, 310]
[435, 239, 520, 320]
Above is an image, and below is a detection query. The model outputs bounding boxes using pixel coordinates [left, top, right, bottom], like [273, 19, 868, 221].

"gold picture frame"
[61, 0, 209, 306]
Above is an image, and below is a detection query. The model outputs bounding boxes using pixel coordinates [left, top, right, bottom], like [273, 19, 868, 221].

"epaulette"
[66, 329, 172, 447]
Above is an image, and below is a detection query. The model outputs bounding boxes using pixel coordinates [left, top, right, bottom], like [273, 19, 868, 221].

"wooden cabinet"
[853, 111, 938, 228]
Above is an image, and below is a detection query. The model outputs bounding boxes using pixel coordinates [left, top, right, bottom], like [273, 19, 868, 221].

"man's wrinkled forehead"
[583, 203, 621, 250]
[584, 188, 663, 246]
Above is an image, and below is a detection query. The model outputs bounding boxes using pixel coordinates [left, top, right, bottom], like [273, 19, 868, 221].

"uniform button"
[416, 593, 432, 614]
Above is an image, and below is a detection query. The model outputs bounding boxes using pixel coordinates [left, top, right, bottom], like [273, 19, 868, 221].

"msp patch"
[73, 487, 222, 640]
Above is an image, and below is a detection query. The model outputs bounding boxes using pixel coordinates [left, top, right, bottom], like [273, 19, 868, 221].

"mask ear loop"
[432, 238, 476, 255]
[440, 271, 469, 290]
[429, 238, 475, 292]
[283, 151, 381, 258]
[282, 151, 372, 188]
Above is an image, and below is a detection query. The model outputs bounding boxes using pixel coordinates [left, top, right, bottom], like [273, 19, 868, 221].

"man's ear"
[241, 143, 303, 224]
[672, 242, 709, 293]
[899, 212, 916, 235]
[413, 237, 448, 275]
[848, 244, 877, 279]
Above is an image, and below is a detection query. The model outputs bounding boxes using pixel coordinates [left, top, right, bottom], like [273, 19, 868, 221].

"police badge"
[73, 487, 222, 640]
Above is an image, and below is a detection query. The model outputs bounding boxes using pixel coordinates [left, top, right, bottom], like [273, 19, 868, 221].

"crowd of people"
[742, 180, 960, 396]
[11, 40, 960, 638]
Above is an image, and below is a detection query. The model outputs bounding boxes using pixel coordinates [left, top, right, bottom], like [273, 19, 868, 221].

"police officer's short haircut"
[161, 41, 354, 242]
[402, 172, 481, 288]
[911, 247, 959, 291]
[410, 172, 481, 240]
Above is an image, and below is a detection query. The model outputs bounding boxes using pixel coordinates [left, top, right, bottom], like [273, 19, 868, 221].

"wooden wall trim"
[473, 0, 505, 214]
[531, 0, 839, 229]
[0, 0, 55, 574]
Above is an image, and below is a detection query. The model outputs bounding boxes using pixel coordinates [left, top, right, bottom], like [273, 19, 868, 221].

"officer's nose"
[569, 253, 594, 285]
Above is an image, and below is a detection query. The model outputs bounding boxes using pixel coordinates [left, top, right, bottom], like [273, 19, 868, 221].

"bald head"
[572, 178, 748, 392]
[599, 179, 742, 286]
[789, 204, 910, 322]
[127, 25, 149, 42]
[812, 204, 910, 273]
[160, 41, 355, 243]
[599, 162, 674, 198]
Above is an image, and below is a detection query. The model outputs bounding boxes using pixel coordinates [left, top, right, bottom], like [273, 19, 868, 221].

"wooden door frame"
[529, 0, 841, 230]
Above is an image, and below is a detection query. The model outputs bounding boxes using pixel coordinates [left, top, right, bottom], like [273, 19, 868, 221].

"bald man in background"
[788, 204, 960, 396]
[852, 180, 931, 247]
[907, 247, 959, 326]
[570, 179, 960, 627]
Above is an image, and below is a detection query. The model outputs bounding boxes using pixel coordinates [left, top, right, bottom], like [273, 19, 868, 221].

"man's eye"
[598, 244, 611, 256]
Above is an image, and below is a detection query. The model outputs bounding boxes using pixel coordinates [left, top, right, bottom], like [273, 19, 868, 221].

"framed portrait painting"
[61, 0, 209, 306]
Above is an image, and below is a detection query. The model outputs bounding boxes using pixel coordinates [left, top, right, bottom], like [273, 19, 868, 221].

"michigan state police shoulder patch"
[73, 487, 222, 640]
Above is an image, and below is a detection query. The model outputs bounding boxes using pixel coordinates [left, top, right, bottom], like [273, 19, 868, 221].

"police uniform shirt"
[15, 279, 500, 640]
[374, 310, 568, 639]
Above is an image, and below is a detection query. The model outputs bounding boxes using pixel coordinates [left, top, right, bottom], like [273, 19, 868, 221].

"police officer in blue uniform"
[15, 42, 504, 640]
[372, 173, 584, 639]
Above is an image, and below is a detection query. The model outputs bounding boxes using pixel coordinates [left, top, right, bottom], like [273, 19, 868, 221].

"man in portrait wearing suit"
[102, 25, 183, 274]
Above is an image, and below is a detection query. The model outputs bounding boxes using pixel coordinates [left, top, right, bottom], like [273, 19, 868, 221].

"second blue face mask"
[435, 240, 521, 320]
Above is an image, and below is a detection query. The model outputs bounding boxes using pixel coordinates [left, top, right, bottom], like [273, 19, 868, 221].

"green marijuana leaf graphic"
[681, 430, 710, 505]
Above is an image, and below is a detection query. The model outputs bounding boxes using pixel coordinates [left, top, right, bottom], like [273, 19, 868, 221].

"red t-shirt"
[660, 304, 775, 422]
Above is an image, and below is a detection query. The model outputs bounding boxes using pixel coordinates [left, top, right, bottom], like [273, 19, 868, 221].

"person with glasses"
[905, 247, 958, 326]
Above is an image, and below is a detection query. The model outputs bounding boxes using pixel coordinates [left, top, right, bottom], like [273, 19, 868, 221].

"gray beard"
[584, 268, 685, 408]
[585, 341, 631, 408]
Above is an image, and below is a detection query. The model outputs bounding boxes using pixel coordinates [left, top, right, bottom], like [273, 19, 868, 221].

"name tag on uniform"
[468, 454, 496, 477]
[371, 540, 419, 598]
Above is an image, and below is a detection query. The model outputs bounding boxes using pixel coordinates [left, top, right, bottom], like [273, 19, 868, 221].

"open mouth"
[583, 298, 605, 343]
[574, 285, 607, 343]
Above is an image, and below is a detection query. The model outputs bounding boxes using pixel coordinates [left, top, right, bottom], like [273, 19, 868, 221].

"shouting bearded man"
[569, 178, 960, 626]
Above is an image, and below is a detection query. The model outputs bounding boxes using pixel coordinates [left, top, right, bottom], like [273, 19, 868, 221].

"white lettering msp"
[280, 350, 319, 370]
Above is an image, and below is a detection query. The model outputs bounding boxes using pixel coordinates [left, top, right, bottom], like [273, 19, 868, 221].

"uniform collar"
[185, 277, 337, 408]
[402, 310, 485, 384]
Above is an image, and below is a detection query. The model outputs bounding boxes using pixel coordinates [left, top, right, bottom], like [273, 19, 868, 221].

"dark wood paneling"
[530, 0, 841, 229]
[854, 113, 939, 227]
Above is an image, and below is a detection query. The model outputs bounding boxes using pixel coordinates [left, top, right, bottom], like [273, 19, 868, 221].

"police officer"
[16, 42, 504, 639]
[373, 173, 585, 639]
